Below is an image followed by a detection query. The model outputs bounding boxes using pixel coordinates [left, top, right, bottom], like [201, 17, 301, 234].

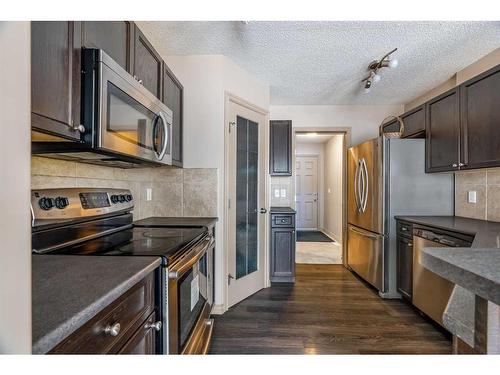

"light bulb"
[372, 73, 381, 83]
[388, 58, 398, 68]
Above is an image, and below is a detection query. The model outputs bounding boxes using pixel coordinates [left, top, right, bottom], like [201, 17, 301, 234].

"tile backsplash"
[455, 168, 500, 222]
[31, 156, 218, 220]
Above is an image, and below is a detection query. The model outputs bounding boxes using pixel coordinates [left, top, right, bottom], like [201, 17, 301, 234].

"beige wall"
[323, 135, 344, 243]
[0, 21, 31, 354]
[31, 157, 218, 220]
[404, 48, 500, 222]
[270, 104, 403, 147]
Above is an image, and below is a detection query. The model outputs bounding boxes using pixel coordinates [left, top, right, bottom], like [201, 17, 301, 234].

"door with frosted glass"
[227, 99, 267, 308]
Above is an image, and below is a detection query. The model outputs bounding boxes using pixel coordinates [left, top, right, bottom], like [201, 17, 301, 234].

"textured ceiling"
[138, 21, 500, 105]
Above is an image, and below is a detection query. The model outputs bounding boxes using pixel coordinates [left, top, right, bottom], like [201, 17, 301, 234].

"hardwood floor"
[209, 264, 452, 354]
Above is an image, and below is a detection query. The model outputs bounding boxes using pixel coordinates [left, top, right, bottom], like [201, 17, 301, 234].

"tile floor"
[296, 240, 342, 264]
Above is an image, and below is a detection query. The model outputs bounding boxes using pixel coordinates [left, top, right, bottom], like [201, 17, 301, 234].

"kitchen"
[1, 2, 500, 373]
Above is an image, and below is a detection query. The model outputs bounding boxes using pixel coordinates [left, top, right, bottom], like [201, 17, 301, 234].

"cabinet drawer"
[272, 214, 295, 228]
[51, 273, 155, 354]
[397, 221, 413, 239]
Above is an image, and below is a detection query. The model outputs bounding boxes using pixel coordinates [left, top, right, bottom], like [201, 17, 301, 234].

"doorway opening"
[294, 131, 346, 264]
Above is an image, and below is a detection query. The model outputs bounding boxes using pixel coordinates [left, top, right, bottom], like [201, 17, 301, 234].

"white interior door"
[296, 156, 318, 230]
[227, 99, 267, 308]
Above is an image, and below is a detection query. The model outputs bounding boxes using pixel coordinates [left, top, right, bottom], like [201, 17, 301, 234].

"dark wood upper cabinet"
[460, 64, 500, 170]
[425, 87, 460, 173]
[81, 21, 134, 73]
[163, 64, 183, 167]
[270, 120, 292, 176]
[31, 21, 82, 141]
[401, 104, 425, 138]
[133, 26, 163, 99]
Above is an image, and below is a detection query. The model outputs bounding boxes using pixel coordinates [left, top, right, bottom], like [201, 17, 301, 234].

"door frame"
[294, 154, 320, 231]
[222, 92, 270, 313]
[293, 127, 351, 267]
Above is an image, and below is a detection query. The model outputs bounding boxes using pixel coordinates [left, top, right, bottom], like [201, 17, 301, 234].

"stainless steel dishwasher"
[412, 226, 473, 327]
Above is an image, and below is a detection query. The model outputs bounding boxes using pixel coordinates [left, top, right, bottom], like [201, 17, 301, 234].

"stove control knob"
[124, 194, 133, 202]
[110, 195, 119, 204]
[55, 197, 69, 209]
[118, 195, 126, 203]
[39, 197, 55, 210]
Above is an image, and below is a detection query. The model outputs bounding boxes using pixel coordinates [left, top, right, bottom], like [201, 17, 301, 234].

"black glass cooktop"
[52, 226, 206, 261]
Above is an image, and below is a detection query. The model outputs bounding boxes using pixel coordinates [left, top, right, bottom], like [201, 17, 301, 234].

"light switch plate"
[274, 189, 280, 198]
[146, 188, 153, 201]
[468, 190, 477, 204]
[280, 189, 287, 198]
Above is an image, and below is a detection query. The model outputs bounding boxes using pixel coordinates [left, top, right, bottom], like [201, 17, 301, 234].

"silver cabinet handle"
[452, 163, 458, 168]
[104, 322, 121, 336]
[138, 79, 143, 85]
[145, 321, 162, 332]
[459, 162, 466, 167]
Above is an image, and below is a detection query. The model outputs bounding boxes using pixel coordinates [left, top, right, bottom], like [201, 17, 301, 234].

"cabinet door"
[270, 227, 296, 282]
[425, 87, 460, 173]
[401, 105, 425, 138]
[269, 120, 292, 176]
[31, 21, 82, 141]
[396, 236, 413, 301]
[81, 21, 133, 73]
[133, 26, 162, 99]
[163, 65, 183, 167]
[460, 64, 500, 169]
[118, 312, 157, 354]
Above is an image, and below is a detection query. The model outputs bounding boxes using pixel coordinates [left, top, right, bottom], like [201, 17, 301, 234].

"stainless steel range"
[31, 188, 215, 354]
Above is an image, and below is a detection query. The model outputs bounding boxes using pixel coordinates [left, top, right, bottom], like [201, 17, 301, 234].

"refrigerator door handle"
[361, 158, 369, 213]
[354, 160, 361, 212]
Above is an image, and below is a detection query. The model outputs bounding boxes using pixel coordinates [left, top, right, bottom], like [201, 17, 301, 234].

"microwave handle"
[157, 111, 170, 160]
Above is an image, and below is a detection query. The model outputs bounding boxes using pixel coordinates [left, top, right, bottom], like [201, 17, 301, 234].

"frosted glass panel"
[236, 116, 259, 279]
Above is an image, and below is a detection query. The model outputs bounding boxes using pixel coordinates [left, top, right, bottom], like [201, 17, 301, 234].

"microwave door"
[98, 58, 172, 165]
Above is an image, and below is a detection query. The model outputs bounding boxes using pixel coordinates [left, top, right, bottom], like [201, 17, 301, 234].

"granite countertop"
[32, 255, 161, 354]
[134, 216, 218, 228]
[270, 207, 296, 214]
[395, 215, 500, 347]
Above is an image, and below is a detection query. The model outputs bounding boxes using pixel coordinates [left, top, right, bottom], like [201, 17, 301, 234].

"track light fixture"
[361, 48, 398, 93]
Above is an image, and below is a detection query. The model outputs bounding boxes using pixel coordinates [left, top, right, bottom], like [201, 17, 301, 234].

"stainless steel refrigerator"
[347, 137, 454, 298]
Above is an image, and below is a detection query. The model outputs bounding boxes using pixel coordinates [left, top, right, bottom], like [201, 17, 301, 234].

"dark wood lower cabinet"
[118, 312, 157, 354]
[396, 220, 413, 301]
[50, 272, 159, 354]
[270, 211, 296, 283]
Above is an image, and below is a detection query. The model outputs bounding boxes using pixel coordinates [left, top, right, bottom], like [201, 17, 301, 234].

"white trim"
[210, 304, 225, 315]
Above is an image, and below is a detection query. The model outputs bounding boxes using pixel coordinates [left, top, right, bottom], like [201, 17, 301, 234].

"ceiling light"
[388, 58, 398, 69]
[361, 48, 398, 93]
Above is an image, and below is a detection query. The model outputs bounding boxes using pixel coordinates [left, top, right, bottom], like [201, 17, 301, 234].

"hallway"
[210, 264, 451, 354]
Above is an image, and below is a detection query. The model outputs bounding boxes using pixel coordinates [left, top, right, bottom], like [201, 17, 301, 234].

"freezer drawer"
[347, 224, 384, 291]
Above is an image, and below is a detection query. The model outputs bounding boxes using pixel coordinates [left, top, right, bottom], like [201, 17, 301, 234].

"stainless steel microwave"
[32, 49, 173, 168]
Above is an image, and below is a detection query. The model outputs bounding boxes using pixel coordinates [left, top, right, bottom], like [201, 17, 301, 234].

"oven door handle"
[168, 235, 214, 280]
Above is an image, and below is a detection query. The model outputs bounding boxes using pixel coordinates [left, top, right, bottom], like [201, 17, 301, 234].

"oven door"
[168, 235, 215, 354]
[97, 51, 172, 165]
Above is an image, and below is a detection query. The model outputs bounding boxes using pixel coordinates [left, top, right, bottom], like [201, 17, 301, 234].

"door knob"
[260, 208, 267, 214]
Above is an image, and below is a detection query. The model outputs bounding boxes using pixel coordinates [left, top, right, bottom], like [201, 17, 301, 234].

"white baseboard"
[210, 304, 226, 315]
